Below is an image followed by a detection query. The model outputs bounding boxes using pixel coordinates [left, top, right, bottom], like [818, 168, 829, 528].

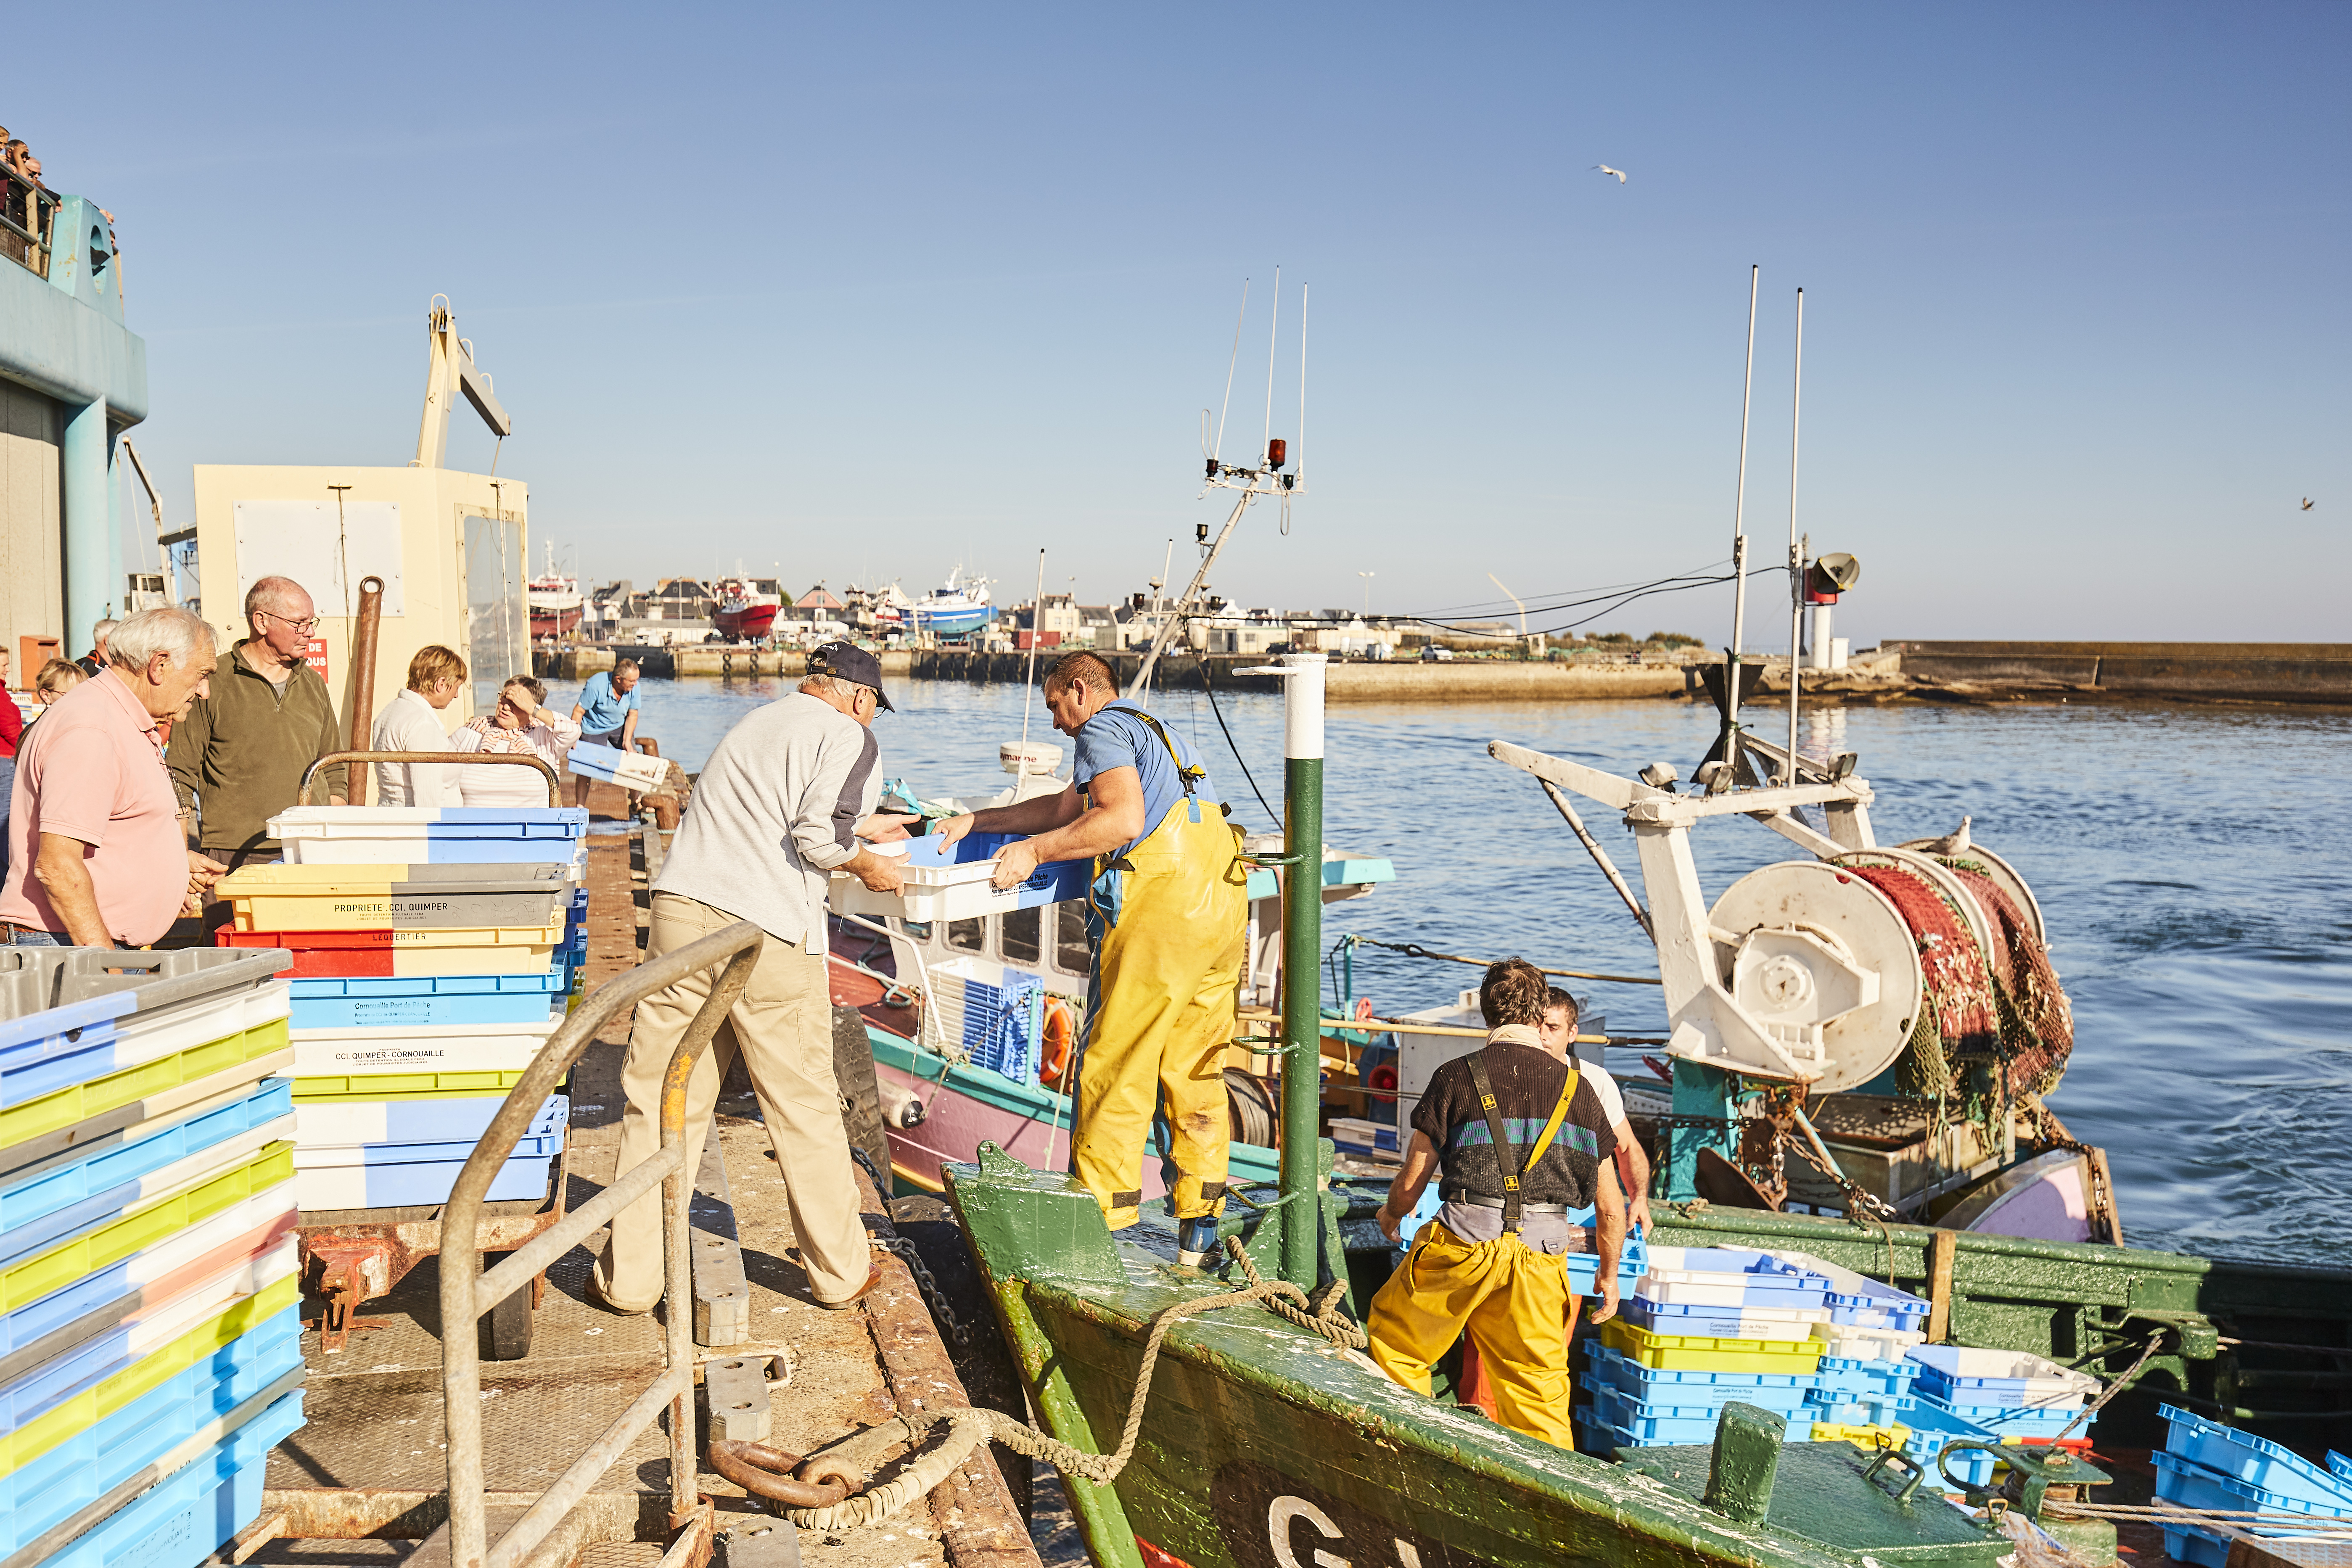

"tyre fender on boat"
[1038, 996, 1076, 1085]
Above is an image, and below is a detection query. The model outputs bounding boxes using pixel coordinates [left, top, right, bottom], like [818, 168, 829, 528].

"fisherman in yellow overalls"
[1368, 958, 1625, 1448]
[940, 650, 1246, 1262]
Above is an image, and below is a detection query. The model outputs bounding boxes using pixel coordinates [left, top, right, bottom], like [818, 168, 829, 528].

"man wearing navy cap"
[594, 642, 913, 1314]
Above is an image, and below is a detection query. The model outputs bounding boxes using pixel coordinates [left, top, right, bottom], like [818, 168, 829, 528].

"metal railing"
[443, 919, 764, 1568]
[0, 168, 55, 277]
[298, 750, 560, 808]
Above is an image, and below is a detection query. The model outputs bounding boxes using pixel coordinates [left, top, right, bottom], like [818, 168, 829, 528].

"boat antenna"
[1784, 286, 1805, 781]
[1017, 548, 1046, 787]
[1707, 265, 1760, 794]
[1262, 264, 1280, 470]
[1132, 273, 1309, 702]
[1213, 278, 1248, 465]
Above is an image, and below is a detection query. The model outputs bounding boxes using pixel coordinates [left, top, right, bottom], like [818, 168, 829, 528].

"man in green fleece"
[168, 575, 347, 867]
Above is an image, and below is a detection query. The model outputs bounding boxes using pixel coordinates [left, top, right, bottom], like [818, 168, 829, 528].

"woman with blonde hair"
[450, 674, 580, 808]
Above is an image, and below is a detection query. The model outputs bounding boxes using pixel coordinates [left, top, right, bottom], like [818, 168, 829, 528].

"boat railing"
[0, 168, 58, 277]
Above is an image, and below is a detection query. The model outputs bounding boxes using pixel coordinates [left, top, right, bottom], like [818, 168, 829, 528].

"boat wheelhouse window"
[896, 918, 932, 942]
[946, 917, 985, 953]
[1054, 901, 1089, 974]
[1002, 906, 1041, 966]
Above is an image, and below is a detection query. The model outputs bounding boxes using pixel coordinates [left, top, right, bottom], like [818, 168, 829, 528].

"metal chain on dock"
[846, 1146, 971, 1348]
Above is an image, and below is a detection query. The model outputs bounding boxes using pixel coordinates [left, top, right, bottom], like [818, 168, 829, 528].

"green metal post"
[1277, 652, 1327, 1289]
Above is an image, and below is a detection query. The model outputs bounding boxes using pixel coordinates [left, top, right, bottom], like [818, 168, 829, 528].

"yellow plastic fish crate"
[1812, 1420, 1912, 1451]
[289, 1067, 536, 1102]
[1599, 1317, 1829, 1374]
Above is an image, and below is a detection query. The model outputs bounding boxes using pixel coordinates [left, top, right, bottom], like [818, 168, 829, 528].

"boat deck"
[237, 784, 1033, 1566]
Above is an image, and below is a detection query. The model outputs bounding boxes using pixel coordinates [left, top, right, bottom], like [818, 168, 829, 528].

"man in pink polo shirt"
[0, 607, 230, 948]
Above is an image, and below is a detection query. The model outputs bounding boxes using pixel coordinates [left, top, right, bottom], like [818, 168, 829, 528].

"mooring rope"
[1350, 936, 1661, 986]
[766, 1236, 1364, 1530]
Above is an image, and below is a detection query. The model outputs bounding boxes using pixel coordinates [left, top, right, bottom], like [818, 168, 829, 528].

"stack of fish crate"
[1901, 1346, 2098, 1489]
[222, 805, 589, 1212]
[1760, 1249, 1930, 1449]
[2150, 1402, 2352, 1567]
[1578, 1246, 1831, 1454]
[0, 948, 306, 1568]
[921, 956, 1044, 1081]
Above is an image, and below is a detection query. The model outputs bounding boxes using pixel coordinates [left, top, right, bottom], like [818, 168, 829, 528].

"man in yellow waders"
[939, 650, 1246, 1263]
[1368, 958, 1626, 1449]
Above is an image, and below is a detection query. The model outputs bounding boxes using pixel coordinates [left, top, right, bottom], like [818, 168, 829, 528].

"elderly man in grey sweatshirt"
[592, 648, 911, 1313]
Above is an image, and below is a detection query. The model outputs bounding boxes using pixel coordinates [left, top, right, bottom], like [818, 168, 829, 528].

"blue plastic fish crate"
[1621, 1298, 1826, 1339]
[960, 971, 1044, 1081]
[288, 970, 567, 1029]
[1900, 1401, 1999, 1488]
[0, 1307, 301, 1551]
[2159, 1525, 2231, 1568]
[1915, 1389, 2078, 1439]
[0, 1019, 124, 1111]
[24, 1382, 304, 1568]
[2158, 1403, 2352, 1510]
[1806, 1388, 1918, 1428]
[1586, 1384, 1801, 1444]
[1581, 1341, 1813, 1406]
[1812, 1354, 1921, 1396]
[0, 1080, 291, 1267]
[1578, 1369, 1808, 1420]
[292, 1146, 556, 1209]
[2154, 1449, 2352, 1522]
[1824, 1278, 1931, 1330]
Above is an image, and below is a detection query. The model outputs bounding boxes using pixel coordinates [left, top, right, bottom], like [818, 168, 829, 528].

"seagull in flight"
[1594, 164, 1628, 183]
[2302, 497, 2315, 510]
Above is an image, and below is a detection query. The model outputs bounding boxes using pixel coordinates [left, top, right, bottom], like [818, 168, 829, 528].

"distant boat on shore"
[909, 567, 993, 639]
[527, 543, 581, 638]
[711, 576, 782, 641]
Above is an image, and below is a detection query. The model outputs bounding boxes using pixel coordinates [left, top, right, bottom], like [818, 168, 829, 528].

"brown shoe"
[813, 1262, 885, 1311]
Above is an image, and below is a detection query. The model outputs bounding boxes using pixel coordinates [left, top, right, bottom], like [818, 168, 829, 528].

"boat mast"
[1714, 267, 1759, 792]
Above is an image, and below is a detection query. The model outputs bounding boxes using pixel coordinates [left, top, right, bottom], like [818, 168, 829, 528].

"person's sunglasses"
[259, 610, 320, 634]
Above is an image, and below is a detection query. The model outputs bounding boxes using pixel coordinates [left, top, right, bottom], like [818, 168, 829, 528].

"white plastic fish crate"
[566, 742, 671, 792]
[829, 831, 1088, 925]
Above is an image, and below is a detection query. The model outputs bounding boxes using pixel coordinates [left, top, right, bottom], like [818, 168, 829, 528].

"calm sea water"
[552, 674, 2352, 1270]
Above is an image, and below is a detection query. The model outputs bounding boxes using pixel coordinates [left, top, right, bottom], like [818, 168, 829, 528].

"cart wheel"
[483, 1260, 536, 1361]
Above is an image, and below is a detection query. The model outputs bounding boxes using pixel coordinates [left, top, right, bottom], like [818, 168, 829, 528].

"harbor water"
[552, 674, 2352, 1270]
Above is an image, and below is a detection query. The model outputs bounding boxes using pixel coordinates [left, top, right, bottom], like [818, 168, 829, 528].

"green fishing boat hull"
[946, 1150, 2022, 1568]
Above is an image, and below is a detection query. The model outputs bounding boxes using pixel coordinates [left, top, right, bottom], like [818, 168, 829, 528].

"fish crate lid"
[217, 863, 575, 895]
[0, 947, 293, 1027]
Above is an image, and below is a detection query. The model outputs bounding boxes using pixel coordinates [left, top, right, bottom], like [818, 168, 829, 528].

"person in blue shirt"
[568, 659, 642, 811]
[938, 649, 1246, 1264]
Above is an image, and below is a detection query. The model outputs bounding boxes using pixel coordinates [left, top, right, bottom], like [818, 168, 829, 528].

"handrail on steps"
[298, 750, 562, 808]
[439, 918, 765, 1568]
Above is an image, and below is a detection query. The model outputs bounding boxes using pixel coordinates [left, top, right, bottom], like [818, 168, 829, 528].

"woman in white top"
[449, 675, 581, 808]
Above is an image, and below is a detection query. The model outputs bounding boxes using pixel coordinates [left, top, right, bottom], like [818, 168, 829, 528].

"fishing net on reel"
[1844, 861, 2075, 1138]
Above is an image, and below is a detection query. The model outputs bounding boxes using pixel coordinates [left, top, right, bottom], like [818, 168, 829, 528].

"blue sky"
[37, 3, 2351, 644]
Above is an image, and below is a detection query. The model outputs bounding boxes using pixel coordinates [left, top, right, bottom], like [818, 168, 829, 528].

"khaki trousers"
[590, 892, 869, 1310]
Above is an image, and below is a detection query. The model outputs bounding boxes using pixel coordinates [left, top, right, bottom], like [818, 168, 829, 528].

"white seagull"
[1594, 164, 1628, 184]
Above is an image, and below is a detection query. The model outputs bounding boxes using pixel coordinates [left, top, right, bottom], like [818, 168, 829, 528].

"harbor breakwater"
[537, 641, 2352, 707]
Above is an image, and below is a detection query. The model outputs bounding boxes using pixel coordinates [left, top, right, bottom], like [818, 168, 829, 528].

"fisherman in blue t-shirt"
[568, 659, 642, 811]
[938, 650, 1246, 1263]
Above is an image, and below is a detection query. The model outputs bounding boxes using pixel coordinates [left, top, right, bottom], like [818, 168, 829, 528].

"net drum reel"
[1703, 860, 1925, 1094]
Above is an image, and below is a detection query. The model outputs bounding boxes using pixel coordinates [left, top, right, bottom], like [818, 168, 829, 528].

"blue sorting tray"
[0, 1081, 291, 1267]
[288, 967, 566, 1029]
[1, 1307, 300, 1542]
[1579, 1370, 1808, 1419]
[292, 1093, 563, 1148]
[1901, 1401, 1999, 1488]
[1916, 1389, 2078, 1438]
[1, 1023, 124, 1111]
[304, 1123, 564, 1167]
[1622, 1298, 1825, 1338]
[2154, 1449, 2352, 1522]
[1814, 1354, 1921, 1396]
[1824, 1277, 1930, 1329]
[2159, 1403, 2352, 1510]
[24, 1382, 304, 1568]
[1580, 1340, 1813, 1404]
[292, 1146, 557, 1209]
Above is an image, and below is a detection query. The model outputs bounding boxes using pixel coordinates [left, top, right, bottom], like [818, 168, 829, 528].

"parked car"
[1418, 645, 1455, 662]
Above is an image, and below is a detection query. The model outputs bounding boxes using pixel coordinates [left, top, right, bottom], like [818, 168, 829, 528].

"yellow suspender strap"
[1523, 1069, 1580, 1169]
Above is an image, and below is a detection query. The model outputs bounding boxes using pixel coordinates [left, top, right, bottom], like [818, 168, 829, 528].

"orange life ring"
[1039, 997, 1076, 1085]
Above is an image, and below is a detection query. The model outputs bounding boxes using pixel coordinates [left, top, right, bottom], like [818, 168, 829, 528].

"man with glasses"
[167, 575, 347, 870]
